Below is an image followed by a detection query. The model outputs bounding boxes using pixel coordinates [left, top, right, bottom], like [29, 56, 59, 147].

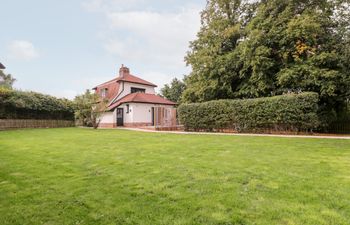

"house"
[93, 65, 176, 128]
[0, 62, 5, 69]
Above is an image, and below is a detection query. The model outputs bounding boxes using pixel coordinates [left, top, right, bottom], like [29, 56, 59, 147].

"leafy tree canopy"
[183, 0, 350, 115]
[160, 78, 186, 103]
[74, 89, 107, 128]
[0, 70, 16, 89]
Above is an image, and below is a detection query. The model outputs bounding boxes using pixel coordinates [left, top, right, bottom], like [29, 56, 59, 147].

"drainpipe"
[110, 81, 124, 105]
[110, 81, 124, 127]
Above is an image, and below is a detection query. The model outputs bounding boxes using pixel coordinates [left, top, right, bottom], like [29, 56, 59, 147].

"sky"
[0, 0, 205, 99]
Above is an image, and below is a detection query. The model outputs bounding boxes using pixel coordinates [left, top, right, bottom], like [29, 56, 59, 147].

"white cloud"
[104, 7, 201, 67]
[8, 40, 40, 60]
[83, 1, 202, 68]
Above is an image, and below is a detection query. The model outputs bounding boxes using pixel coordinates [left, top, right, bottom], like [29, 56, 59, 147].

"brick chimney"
[119, 64, 129, 78]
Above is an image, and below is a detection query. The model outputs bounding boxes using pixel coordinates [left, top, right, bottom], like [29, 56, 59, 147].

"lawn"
[0, 128, 349, 225]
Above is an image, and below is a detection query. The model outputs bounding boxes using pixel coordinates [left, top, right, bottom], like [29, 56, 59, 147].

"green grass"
[0, 128, 349, 225]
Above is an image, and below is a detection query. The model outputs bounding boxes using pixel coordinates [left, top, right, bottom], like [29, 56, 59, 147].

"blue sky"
[0, 0, 205, 99]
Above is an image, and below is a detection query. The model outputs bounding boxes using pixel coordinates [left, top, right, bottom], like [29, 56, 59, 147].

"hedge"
[178, 92, 320, 132]
[0, 88, 74, 120]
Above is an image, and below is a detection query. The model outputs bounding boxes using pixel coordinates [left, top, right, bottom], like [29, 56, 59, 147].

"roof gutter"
[108, 100, 176, 111]
[117, 80, 157, 87]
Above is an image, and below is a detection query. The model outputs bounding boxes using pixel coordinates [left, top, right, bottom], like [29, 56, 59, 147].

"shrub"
[73, 89, 108, 128]
[178, 92, 320, 132]
[0, 88, 74, 120]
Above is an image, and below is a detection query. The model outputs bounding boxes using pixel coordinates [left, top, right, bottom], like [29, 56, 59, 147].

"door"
[117, 108, 124, 126]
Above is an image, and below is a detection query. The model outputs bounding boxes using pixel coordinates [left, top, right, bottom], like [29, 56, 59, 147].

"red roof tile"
[94, 79, 120, 102]
[94, 73, 157, 89]
[93, 78, 118, 89]
[108, 93, 176, 110]
[118, 74, 157, 87]
[93, 66, 158, 105]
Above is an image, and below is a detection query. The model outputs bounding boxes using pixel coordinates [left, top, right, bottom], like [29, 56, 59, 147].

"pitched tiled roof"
[93, 73, 157, 89]
[93, 79, 120, 103]
[93, 66, 159, 106]
[118, 74, 157, 87]
[93, 78, 119, 89]
[108, 93, 176, 110]
[0, 62, 5, 69]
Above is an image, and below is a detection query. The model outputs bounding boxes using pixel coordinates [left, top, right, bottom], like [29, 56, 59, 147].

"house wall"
[131, 103, 153, 123]
[98, 111, 116, 128]
[120, 103, 174, 127]
[98, 103, 175, 128]
[116, 82, 155, 101]
[118, 104, 133, 124]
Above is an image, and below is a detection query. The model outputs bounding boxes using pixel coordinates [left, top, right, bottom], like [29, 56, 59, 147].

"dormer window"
[131, 87, 145, 93]
[101, 88, 108, 98]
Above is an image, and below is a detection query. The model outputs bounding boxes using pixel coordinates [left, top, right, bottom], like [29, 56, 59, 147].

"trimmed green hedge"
[178, 92, 320, 132]
[0, 88, 74, 120]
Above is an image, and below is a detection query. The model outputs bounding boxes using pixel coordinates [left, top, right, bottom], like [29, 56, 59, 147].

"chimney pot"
[119, 64, 130, 77]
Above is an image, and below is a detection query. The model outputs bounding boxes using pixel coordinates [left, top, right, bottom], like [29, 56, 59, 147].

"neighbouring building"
[93, 65, 177, 128]
[0, 62, 5, 69]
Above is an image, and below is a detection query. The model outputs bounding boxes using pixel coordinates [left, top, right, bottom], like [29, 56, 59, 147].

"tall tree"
[183, 0, 259, 102]
[160, 78, 186, 103]
[183, 0, 350, 119]
[0, 70, 16, 89]
[235, 0, 349, 100]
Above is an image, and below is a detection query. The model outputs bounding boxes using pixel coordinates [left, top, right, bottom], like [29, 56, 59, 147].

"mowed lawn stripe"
[0, 128, 349, 225]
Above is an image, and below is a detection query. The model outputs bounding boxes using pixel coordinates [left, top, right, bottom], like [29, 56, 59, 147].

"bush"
[178, 92, 320, 132]
[0, 88, 74, 120]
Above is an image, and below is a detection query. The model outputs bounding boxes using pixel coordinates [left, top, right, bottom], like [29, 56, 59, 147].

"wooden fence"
[153, 107, 177, 127]
[322, 121, 350, 134]
[0, 119, 75, 129]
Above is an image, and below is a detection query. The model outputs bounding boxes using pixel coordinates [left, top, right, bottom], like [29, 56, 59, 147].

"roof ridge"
[94, 72, 157, 89]
[94, 77, 118, 88]
[119, 73, 157, 87]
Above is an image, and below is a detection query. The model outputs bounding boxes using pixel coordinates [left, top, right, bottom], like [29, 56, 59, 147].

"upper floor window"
[131, 87, 146, 93]
[101, 88, 108, 98]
